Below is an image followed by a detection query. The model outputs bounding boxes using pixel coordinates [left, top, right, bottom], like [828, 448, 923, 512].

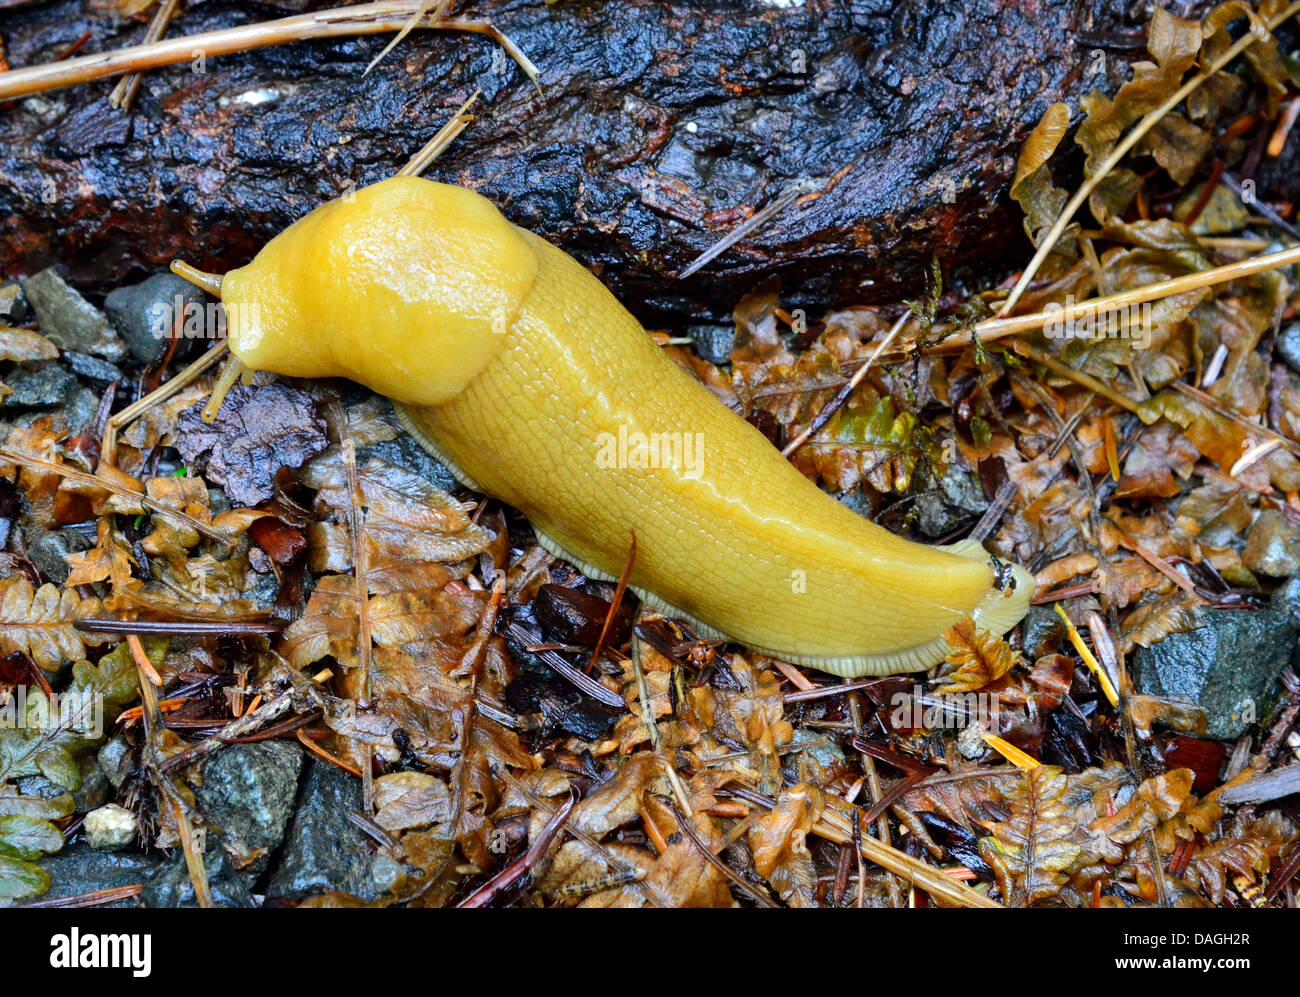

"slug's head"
[218, 176, 538, 406]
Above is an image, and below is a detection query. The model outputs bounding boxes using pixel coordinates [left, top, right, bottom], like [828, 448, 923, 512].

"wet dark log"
[0, 0, 1234, 321]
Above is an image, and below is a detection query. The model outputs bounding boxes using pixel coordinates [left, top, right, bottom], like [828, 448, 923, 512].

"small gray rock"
[1132, 608, 1295, 739]
[104, 273, 211, 365]
[361, 423, 459, 494]
[22, 268, 124, 362]
[143, 844, 255, 908]
[915, 465, 990, 539]
[63, 386, 102, 436]
[0, 360, 76, 409]
[369, 852, 408, 896]
[688, 323, 736, 365]
[72, 758, 111, 813]
[195, 741, 303, 867]
[97, 736, 135, 789]
[37, 843, 161, 908]
[0, 280, 27, 323]
[23, 525, 93, 585]
[248, 570, 281, 610]
[836, 487, 874, 519]
[1276, 322, 1300, 376]
[61, 350, 122, 384]
[206, 486, 231, 517]
[1243, 509, 1300, 577]
[266, 760, 376, 901]
[1021, 605, 1066, 659]
[151, 452, 186, 478]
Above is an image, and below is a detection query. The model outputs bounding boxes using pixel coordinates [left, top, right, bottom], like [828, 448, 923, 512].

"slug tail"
[937, 538, 1037, 643]
[400, 399, 1036, 680]
[770, 542, 1034, 678]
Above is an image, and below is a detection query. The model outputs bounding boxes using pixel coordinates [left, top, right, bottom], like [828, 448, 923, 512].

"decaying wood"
[0, 0, 1241, 319]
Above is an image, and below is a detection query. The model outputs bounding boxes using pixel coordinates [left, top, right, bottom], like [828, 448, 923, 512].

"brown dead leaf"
[1116, 420, 1199, 498]
[937, 619, 1022, 694]
[1089, 769, 1195, 845]
[64, 519, 137, 590]
[0, 325, 57, 362]
[0, 576, 112, 671]
[175, 382, 327, 505]
[281, 573, 483, 669]
[979, 765, 1082, 904]
[300, 451, 492, 594]
[748, 782, 823, 907]
[689, 655, 792, 796]
[374, 772, 451, 832]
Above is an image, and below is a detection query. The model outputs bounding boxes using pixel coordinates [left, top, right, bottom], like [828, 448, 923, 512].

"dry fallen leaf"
[0, 576, 112, 671]
[937, 619, 1022, 694]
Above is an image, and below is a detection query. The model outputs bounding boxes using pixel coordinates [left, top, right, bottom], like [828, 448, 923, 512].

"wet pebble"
[265, 760, 377, 902]
[1243, 509, 1300, 577]
[97, 736, 135, 789]
[195, 741, 303, 868]
[1276, 322, 1300, 376]
[0, 360, 76, 409]
[61, 350, 122, 384]
[63, 386, 101, 434]
[38, 843, 161, 908]
[1021, 605, 1066, 659]
[84, 804, 137, 851]
[22, 268, 124, 362]
[23, 524, 93, 585]
[915, 464, 990, 539]
[144, 844, 255, 908]
[1132, 607, 1295, 739]
[0, 280, 27, 323]
[360, 418, 459, 494]
[104, 273, 211, 365]
[688, 323, 736, 365]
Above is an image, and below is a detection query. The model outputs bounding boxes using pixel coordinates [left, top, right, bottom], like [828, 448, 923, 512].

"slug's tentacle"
[202, 356, 245, 423]
[171, 260, 224, 297]
[217, 176, 1036, 677]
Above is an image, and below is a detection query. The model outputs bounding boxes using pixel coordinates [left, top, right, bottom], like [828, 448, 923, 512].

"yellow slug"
[208, 176, 1033, 676]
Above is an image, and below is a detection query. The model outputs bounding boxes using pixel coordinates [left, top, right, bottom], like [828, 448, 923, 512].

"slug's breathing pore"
[211, 176, 1034, 677]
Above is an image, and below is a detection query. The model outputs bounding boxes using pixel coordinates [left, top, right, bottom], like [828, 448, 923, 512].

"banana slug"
[196, 176, 1033, 677]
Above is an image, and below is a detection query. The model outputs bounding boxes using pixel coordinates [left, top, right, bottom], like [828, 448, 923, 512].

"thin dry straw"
[0, 1, 538, 100]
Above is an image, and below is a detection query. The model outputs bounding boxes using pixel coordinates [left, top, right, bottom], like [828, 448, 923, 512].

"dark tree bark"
[0, 0, 1254, 321]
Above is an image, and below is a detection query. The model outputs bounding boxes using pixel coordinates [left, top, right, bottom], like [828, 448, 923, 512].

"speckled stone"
[1132, 608, 1295, 739]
